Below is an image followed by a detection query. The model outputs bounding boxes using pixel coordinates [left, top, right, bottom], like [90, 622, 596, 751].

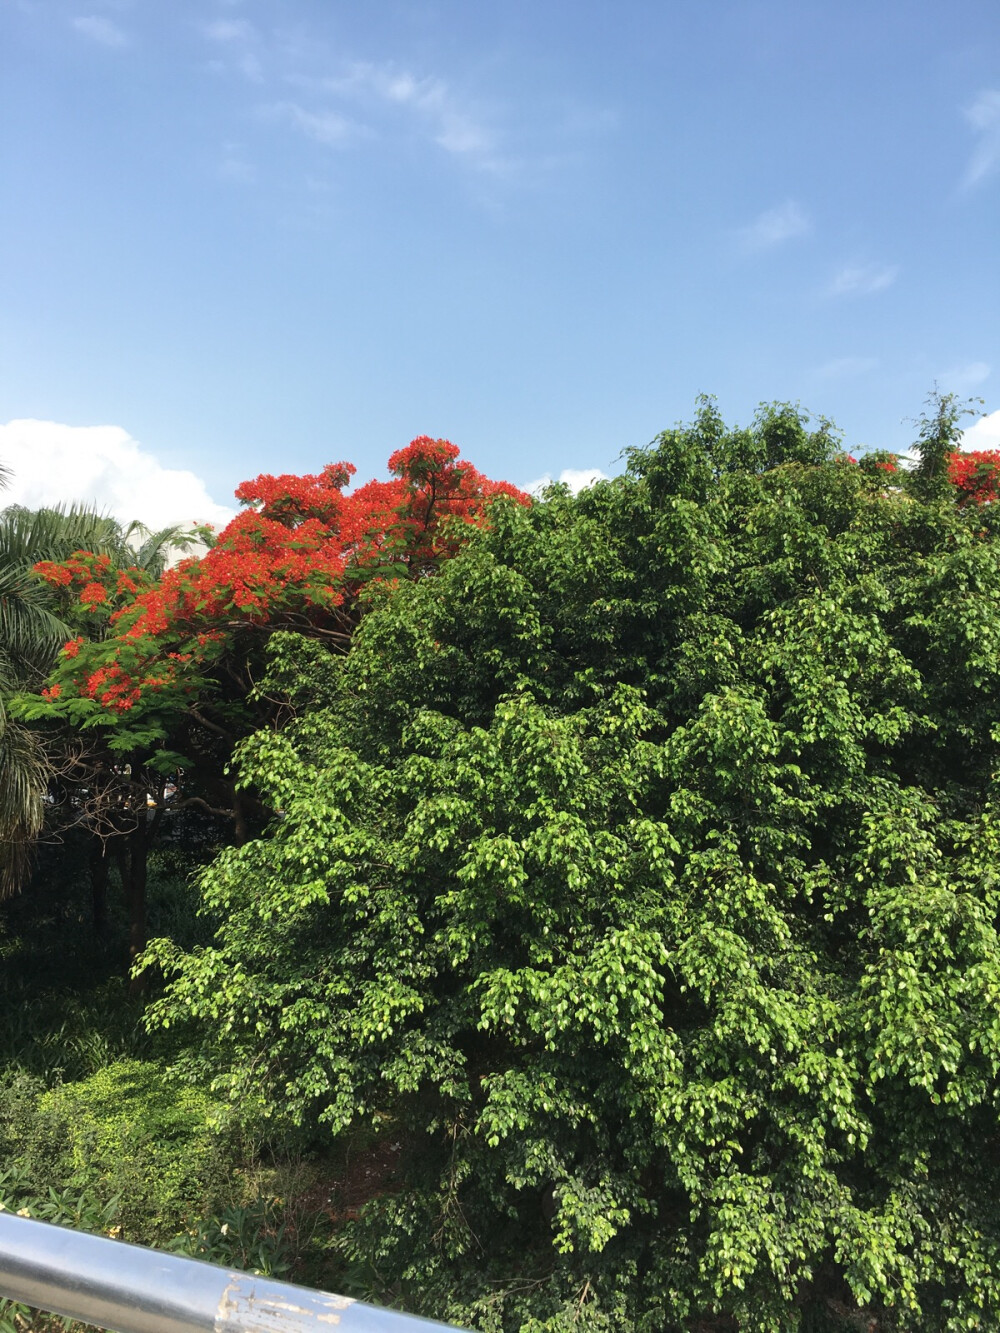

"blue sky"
[1, 0, 998, 526]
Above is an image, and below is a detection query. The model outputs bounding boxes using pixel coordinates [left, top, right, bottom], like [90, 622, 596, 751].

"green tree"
[908, 387, 983, 501]
[146, 402, 1000, 1330]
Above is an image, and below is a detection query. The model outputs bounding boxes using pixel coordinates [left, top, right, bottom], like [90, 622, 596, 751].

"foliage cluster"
[0, 1060, 224, 1234]
[139, 399, 1000, 1331]
[0, 1057, 306, 1333]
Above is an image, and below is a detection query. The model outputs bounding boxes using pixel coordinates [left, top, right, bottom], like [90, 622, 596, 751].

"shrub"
[8, 1060, 231, 1243]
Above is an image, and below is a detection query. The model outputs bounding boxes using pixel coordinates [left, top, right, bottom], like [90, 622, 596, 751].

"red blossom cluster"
[35, 439, 529, 717]
[35, 552, 155, 623]
[118, 514, 351, 640]
[234, 462, 356, 524]
[80, 581, 108, 608]
[81, 663, 145, 711]
[78, 652, 197, 711]
[947, 450, 1000, 506]
[35, 552, 120, 602]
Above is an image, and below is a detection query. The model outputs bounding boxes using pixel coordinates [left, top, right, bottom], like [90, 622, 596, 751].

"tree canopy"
[11, 439, 528, 965]
[140, 400, 1000, 1331]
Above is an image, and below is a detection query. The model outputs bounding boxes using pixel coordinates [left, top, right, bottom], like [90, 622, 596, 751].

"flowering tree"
[18, 438, 528, 971]
[1, 502, 192, 899]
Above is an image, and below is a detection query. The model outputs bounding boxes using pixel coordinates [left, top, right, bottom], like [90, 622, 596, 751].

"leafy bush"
[1, 1060, 231, 1243]
[39, 1060, 231, 1240]
[168, 1196, 295, 1277]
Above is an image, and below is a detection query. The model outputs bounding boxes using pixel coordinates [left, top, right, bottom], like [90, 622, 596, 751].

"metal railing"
[0, 1212, 463, 1333]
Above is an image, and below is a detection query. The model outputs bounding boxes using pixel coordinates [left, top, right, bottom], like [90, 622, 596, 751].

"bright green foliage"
[908, 390, 983, 502]
[145, 402, 1000, 1330]
[1, 1060, 229, 1242]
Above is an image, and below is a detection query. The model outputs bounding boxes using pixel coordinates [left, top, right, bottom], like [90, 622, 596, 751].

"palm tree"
[0, 474, 195, 896]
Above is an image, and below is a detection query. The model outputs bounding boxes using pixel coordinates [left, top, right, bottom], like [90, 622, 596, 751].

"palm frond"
[0, 717, 50, 899]
[0, 502, 126, 563]
[132, 523, 199, 574]
[0, 504, 196, 573]
[0, 564, 72, 675]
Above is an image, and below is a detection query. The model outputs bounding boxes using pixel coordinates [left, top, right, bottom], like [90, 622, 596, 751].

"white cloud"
[266, 102, 357, 146]
[525, 467, 608, 497]
[202, 18, 262, 81]
[203, 19, 255, 43]
[0, 421, 235, 535]
[827, 262, 899, 297]
[72, 15, 128, 47]
[814, 356, 879, 380]
[299, 61, 504, 172]
[962, 89, 1000, 189]
[366, 67, 494, 160]
[959, 409, 1000, 452]
[738, 200, 810, 251]
[939, 360, 991, 392]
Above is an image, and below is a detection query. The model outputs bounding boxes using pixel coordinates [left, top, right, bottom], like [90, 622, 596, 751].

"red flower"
[948, 449, 1000, 506]
[34, 562, 73, 587]
[80, 581, 108, 608]
[33, 440, 529, 716]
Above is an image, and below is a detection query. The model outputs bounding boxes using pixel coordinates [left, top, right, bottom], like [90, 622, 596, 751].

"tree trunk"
[89, 839, 110, 938]
[233, 786, 250, 845]
[124, 818, 149, 997]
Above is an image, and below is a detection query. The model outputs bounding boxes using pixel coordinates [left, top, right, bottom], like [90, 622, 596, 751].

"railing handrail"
[0, 1211, 464, 1333]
